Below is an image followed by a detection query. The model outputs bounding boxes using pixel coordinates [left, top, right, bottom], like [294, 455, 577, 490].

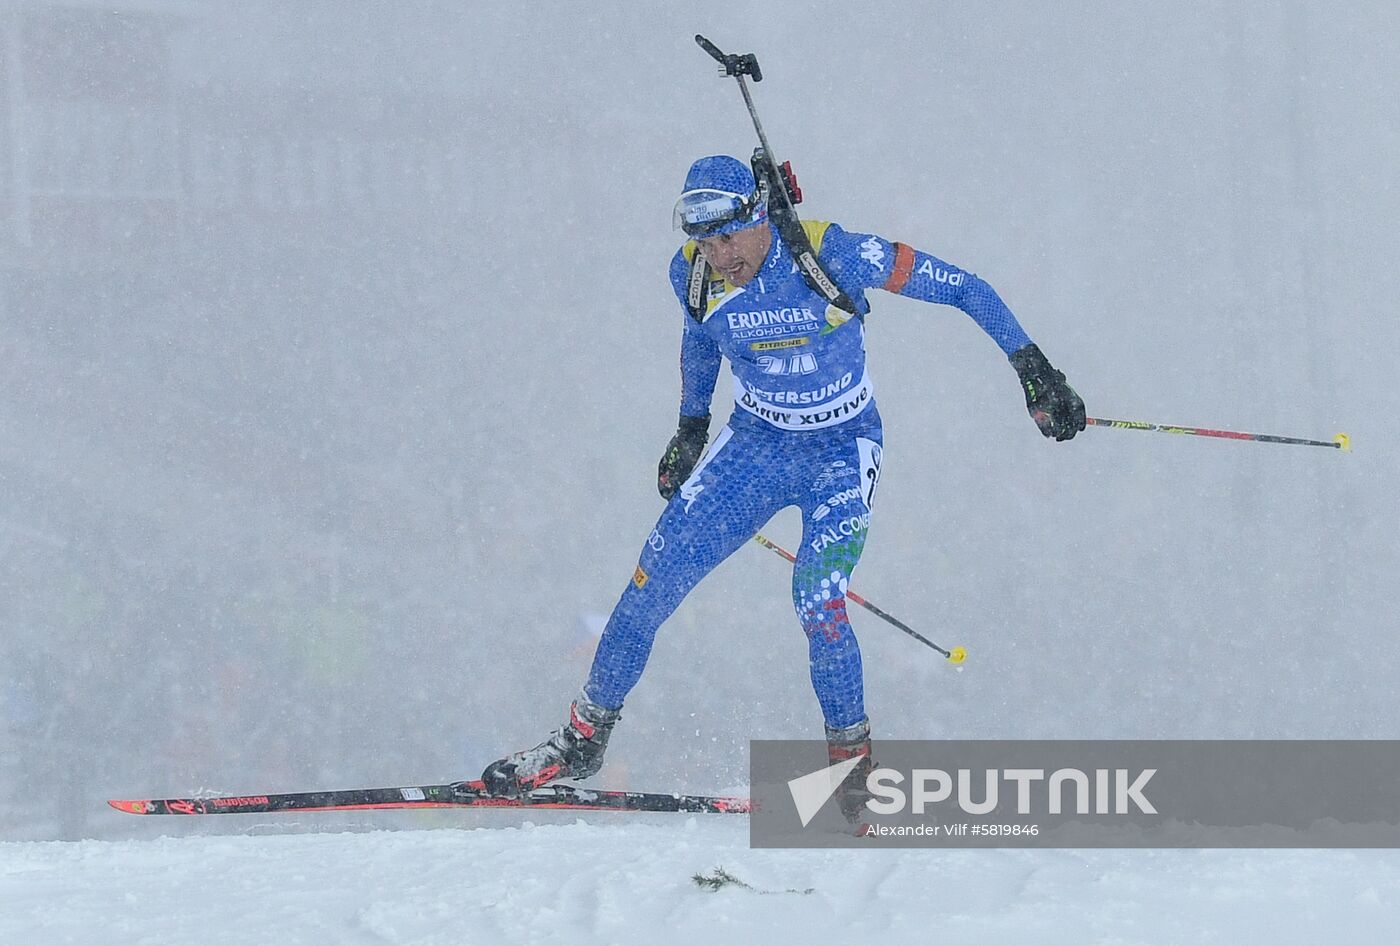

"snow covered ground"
[4, 819, 1400, 945]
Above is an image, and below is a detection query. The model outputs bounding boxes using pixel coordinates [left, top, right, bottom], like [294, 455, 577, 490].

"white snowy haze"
[1, 0, 1396, 871]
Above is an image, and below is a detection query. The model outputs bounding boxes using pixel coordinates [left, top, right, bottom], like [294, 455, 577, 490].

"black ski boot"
[826, 717, 873, 827]
[480, 694, 621, 797]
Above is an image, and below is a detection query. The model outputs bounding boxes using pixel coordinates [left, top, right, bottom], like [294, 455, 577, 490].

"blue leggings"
[585, 420, 884, 729]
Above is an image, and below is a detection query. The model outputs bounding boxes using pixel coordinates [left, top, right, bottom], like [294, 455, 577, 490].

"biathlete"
[481, 154, 1085, 802]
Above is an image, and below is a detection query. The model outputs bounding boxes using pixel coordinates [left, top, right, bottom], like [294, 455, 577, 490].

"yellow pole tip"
[1334, 433, 1351, 452]
[948, 646, 968, 665]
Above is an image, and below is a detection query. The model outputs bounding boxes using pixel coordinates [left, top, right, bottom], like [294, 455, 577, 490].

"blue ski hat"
[673, 155, 767, 238]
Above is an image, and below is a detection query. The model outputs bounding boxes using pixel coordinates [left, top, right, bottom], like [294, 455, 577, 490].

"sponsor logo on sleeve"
[859, 236, 886, 271]
[916, 259, 965, 286]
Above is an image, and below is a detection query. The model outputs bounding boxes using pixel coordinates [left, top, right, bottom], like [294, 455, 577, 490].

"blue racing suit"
[584, 220, 1032, 728]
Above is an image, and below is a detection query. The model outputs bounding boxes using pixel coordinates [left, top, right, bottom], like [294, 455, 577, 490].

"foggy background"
[1, 0, 1395, 841]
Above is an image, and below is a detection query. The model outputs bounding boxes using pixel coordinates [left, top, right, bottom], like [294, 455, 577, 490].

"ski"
[109, 780, 752, 816]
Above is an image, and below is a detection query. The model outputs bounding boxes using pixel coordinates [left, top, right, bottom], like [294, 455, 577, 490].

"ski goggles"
[672, 188, 766, 238]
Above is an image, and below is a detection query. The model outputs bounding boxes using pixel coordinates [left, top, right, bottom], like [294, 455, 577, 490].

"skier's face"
[696, 224, 772, 287]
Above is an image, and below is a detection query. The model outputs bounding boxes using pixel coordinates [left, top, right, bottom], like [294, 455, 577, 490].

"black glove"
[1008, 343, 1086, 441]
[657, 414, 710, 499]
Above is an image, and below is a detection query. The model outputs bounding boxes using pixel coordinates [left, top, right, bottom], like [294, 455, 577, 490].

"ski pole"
[1086, 417, 1351, 451]
[752, 533, 967, 665]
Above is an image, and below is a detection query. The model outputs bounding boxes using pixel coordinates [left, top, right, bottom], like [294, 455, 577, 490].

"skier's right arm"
[677, 319, 721, 418]
[658, 249, 721, 499]
[668, 247, 722, 418]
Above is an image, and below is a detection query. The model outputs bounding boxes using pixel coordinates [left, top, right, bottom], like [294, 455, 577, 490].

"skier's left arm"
[820, 224, 1086, 441]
